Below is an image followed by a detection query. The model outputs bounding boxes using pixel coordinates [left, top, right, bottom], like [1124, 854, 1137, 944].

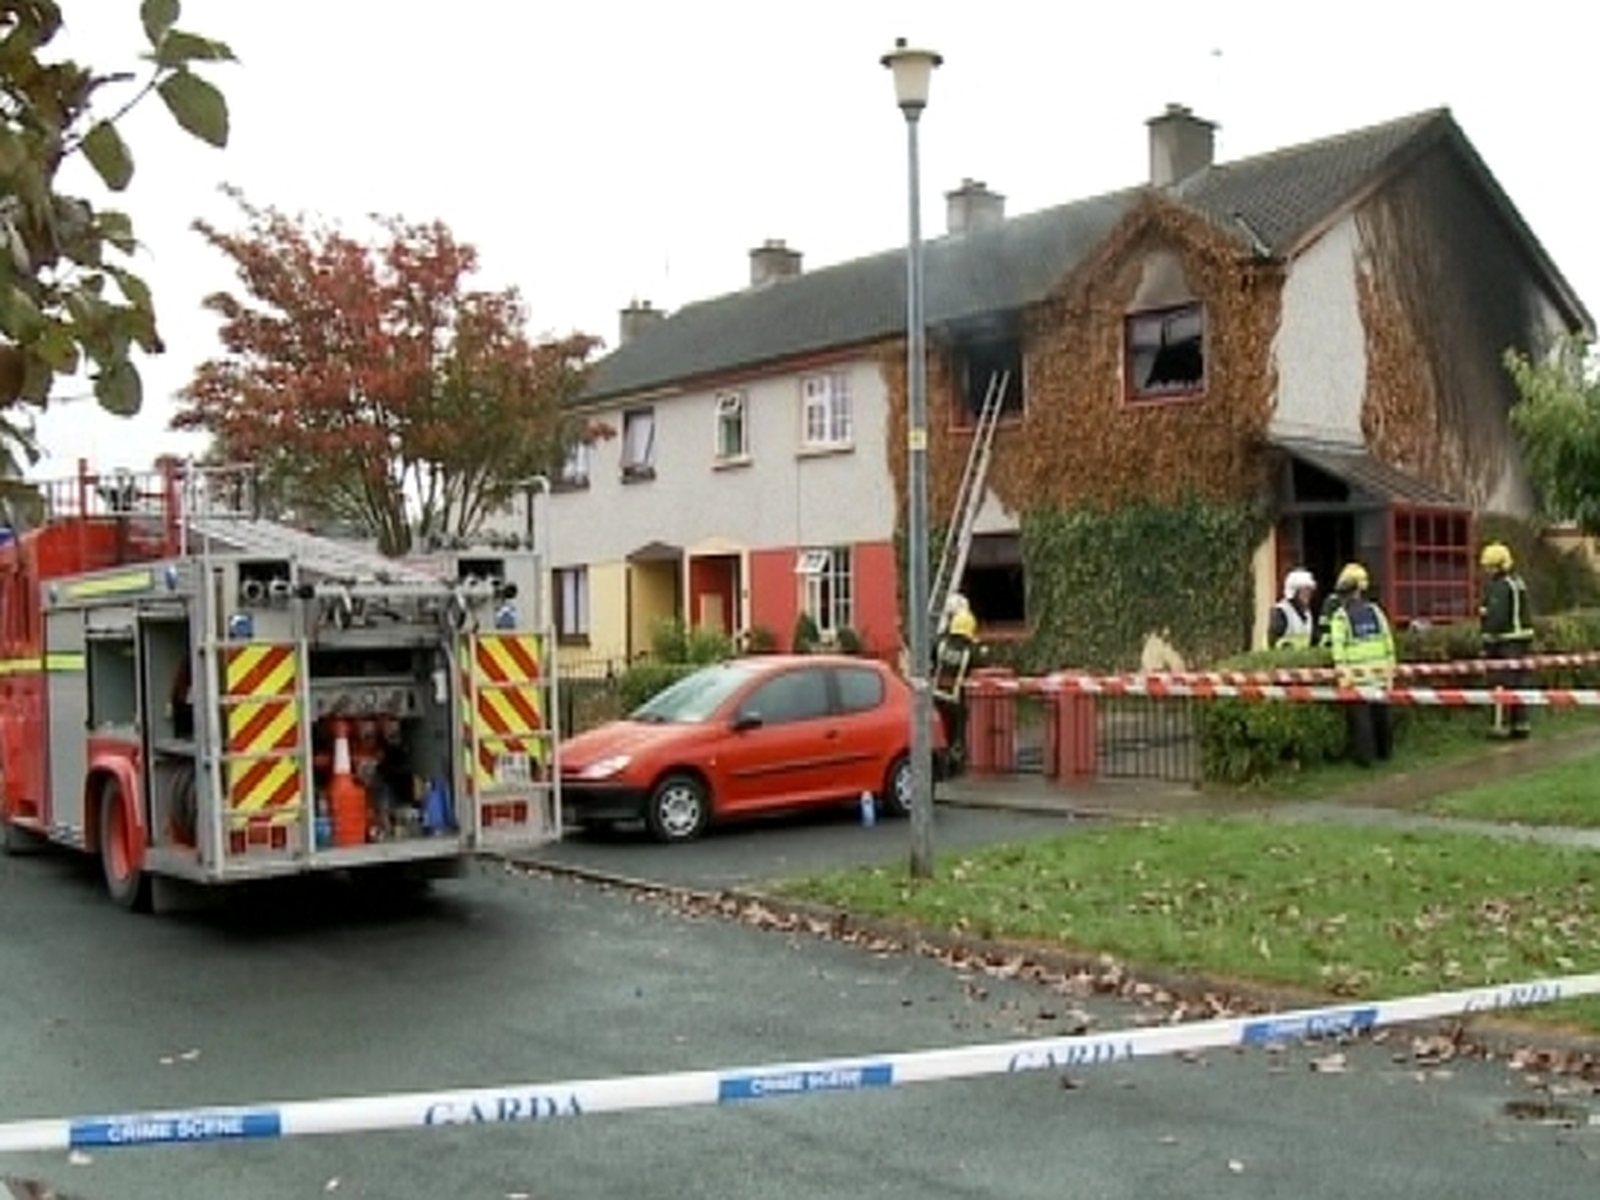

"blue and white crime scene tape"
[3, 971, 1598, 1154]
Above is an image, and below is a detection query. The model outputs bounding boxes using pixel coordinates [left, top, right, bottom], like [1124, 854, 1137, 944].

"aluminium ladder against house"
[929, 368, 1010, 631]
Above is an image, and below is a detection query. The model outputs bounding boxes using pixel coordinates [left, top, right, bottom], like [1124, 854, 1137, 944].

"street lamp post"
[882, 38, 942, 881]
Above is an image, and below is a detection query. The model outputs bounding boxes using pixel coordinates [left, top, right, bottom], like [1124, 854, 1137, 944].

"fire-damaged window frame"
[960, 532, 1027, 629]
[1124, 301, 1206, 403]
[950, 335, 1026, 428]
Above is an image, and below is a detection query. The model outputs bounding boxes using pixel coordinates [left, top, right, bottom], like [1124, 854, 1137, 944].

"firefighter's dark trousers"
[1346, 700, 1392, 767]
[1485, 639, 1533, 737]
[934, 695, 967, 776]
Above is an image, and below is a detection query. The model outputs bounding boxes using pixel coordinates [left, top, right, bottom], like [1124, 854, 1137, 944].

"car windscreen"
[629, 661, 766, 724]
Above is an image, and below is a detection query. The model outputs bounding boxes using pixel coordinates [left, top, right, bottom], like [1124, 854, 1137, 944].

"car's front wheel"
[881, 754, 913, 818]
[645, 773, 710, 843]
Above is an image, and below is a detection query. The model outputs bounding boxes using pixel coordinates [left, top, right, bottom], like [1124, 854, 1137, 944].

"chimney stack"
[945, 178, 1006, 235]
[749, 238, 802, 287]
[1147, 103, 1216, 188]
[619, 299, 665, 347]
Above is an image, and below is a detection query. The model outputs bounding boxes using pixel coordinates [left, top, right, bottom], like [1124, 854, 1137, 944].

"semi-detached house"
[539, 104, 1592, 671]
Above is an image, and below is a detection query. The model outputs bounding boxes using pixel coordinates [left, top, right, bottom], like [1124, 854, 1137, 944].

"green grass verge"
[1422, 748, 1600, 828]
[777, 818, 1600, 1029]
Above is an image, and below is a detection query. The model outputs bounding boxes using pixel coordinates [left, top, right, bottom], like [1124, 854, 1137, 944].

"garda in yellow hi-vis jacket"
[932, 594, 980, 776]
[1326, 562, 1396, 767]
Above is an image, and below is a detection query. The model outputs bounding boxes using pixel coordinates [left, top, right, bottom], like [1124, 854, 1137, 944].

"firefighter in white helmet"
[1268, 568, 1318, 649]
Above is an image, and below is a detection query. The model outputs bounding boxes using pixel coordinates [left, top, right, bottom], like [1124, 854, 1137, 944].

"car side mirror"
[732, 711, 763, 733]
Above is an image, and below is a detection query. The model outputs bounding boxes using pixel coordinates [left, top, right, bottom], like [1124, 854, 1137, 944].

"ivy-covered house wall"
[882, 194, 1285, 670]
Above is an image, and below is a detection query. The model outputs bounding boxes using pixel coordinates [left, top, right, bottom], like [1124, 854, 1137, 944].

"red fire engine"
[0, 460, 562, 911]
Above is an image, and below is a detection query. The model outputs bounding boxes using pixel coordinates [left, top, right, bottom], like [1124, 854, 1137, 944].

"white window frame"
[714, 390, 748, 460]
[560, 440, 592, 487]
[798, 546, 853, 634]
[621, 407, 656, 477]
[794, 548, 832, 576]
[555, 566, 590, 641]
[800, 372, 852, 448]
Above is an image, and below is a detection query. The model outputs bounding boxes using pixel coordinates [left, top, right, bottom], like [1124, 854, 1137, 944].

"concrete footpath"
[937, 724, 1600, 848]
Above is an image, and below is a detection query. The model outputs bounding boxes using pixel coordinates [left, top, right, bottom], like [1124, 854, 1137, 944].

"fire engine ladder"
[929, 368, 1010, 629]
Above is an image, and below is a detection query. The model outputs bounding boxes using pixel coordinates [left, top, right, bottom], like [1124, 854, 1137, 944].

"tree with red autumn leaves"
[173, 189, 602, 555]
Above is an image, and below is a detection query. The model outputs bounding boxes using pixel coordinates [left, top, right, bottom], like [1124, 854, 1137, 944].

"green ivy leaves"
[1020, 499, 1268, 671]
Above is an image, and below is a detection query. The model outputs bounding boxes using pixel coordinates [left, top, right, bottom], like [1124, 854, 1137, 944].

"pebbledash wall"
[541, 354, 902, 665]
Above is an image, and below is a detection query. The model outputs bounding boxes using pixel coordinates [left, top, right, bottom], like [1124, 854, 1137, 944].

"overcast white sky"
[29, 0, 1600, 476]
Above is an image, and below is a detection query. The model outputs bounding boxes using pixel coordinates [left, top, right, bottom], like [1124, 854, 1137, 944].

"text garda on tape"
[3, 971, 1596, 1156]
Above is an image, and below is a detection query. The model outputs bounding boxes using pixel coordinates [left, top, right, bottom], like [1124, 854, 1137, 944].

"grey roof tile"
[1174, 108, 1446, 250]
[576, 107, 1524, 405]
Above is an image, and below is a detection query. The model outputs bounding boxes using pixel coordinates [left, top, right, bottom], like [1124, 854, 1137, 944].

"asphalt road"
[3, 825, 1598, 1200]
[532, 802, 1086, 889]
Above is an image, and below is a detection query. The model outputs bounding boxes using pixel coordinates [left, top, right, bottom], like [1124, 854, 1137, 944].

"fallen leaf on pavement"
[1227, 1159, 1245, 1173]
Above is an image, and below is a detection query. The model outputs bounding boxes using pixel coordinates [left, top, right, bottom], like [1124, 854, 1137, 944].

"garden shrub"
[1197, 611, 1600, 785]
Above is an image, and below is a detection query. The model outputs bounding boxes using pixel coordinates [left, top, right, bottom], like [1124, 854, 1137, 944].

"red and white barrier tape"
[968, 674, 1600, 707]
[978, 651, 1600, 690]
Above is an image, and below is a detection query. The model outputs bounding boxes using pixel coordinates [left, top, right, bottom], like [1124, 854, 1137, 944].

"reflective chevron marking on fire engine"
[222, 643, 304, 828]
[224, 643, 297, 697]
[0, 652, 84, 674]
[225, 698, 299, 756]
[224, 757, 302, 825]
[469, 634, 546, 786]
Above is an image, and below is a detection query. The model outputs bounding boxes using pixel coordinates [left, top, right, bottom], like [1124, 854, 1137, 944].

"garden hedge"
[1196, 610, 1600, 785]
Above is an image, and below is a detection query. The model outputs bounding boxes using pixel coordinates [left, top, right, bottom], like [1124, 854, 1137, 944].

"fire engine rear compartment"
[62, 607, 481, 884]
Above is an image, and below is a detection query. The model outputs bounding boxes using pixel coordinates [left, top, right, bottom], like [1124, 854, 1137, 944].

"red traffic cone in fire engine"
[328, 719, 367, 848]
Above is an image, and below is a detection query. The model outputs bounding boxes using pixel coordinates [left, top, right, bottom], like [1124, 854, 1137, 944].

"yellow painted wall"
[1249, 528, 1279, 651]
[630, 564, 679, 656]
[556, 559, 629, 669]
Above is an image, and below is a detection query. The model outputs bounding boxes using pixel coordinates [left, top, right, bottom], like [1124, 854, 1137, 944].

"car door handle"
[824, 728, 841, 740]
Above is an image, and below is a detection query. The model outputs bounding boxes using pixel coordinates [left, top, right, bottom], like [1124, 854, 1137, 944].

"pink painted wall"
[747, 548, 799, 649]
[851, 540, 900, 657]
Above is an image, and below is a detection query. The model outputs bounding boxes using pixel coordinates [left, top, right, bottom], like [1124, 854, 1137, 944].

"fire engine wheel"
[99, 782, 152, 914]
[644, 773, 709, 844]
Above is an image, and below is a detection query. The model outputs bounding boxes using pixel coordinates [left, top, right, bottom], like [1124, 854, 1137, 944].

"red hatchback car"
[559, 654, 944, 842]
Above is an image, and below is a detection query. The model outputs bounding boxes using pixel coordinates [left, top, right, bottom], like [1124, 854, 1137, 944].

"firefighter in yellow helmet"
[1479, 541, 1533, 739]
[1326, 562, 1396, 766]
[932, 594, 981, 777]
